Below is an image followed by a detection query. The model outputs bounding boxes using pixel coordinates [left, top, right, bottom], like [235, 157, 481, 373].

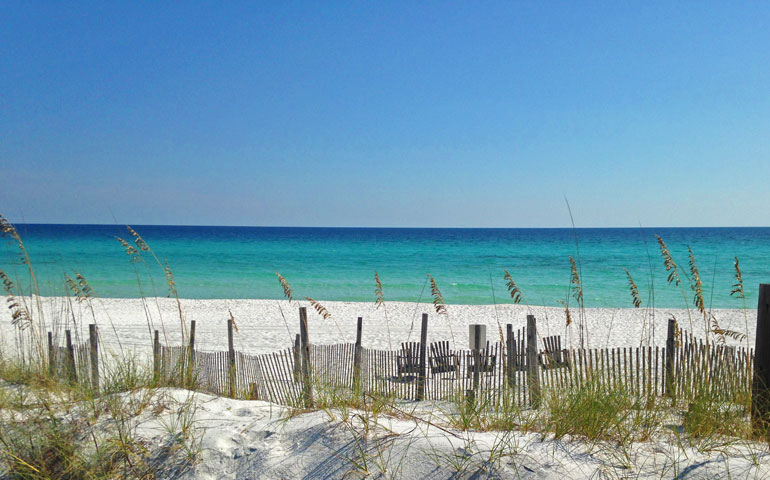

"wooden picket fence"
[45, 313, 755, 410]
[46, 327, 100, 391]
[148, 313, 755, 409]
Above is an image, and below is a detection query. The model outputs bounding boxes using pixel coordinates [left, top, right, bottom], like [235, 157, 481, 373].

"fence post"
[353, 316, 363, 394]
[752, 283, 770, 434]
[153, 330, 160, 381]
[506, 323, 515, 387]
[65, 329, 77, 384]
[187, 320, 196, 388]
[227, 318, 236, 398]
[467, 324, 483, 406]
[47, 331, 55, 377]
[293, 334, 301, 382]
[88, 324, 99, 394]
[417, 313, 428, 400]
[299, 306, 314, 407]
[526, 315, 540, 407]
[665, 317, 677, 398]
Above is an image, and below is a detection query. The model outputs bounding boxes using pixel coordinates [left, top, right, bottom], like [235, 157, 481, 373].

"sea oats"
[503, 270, 524, 304]
[275, 272, 294, 303]
[623, 268, 642, 309]
[656, 236, 681, 286]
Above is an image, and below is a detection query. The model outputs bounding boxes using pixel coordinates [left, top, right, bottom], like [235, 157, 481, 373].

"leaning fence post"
[299, 306, 314, 407]
[153, 330, 160, 381]
[417, 313, 428, 400]
[526, 315, 540, 407]
[506, 323, 515, 387]
[227, 318, 236, 398]
[353, 316, 363, 394]
[752, 283, 770, 434]
[65, 329, 77, 384]
[665, 317, 677, 398]
[47, 331, 55, 377]
[187, 320, 196, 388]
[88, 324, 99, 394]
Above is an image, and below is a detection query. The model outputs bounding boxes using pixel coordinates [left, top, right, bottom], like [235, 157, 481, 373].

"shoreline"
[1, 296, 756, 355]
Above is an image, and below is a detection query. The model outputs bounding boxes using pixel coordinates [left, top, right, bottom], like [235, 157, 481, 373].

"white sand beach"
[1, 297, 756, 356]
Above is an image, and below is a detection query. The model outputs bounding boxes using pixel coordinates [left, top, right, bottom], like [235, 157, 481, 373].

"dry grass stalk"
[657, 235, 693, 333]
[730, 256, 744, 299]
[306, 297, 332, 320]
[127, 226, 150, 252]
[568, 255, 587, 348]
[656, 236, 681, 286]
[710, 313, 746, 344]
[687, 247, 705, 315]
[428, 274, 455, 348]
[569, 256, 583, 305]
[428, 274, 447, 316]
[65, 273, 87, 303]
[687, 246, 712, 349]
[623, 268, 642, 309]
[1, 214, 45, 360]
[276, 272, 294, 303]
[120, 227, 182, 343]
[0, 269, 31, 330]
[731, 256, 751, 353]
[374, 272, 385, 309]
[305, 297, 344, 337]
[116, 236, 139, 260]
[164, 261, 177, 298]
[503, 270, 524, 304]
[374, 271, 393, 350]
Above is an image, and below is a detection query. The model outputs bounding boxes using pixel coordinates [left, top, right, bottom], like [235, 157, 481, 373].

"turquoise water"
[1, 224, 769, 308]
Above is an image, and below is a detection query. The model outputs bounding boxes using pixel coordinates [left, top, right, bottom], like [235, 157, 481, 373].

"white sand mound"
[130, 388, 767, 479]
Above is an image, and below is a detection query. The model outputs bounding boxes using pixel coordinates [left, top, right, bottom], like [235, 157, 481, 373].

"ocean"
[1, 224, 768, 308]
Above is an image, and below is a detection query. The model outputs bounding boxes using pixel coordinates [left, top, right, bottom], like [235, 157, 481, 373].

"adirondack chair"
[466, 341, 496, 376]
[397, 342, 421, 376]
[540, 335, 569, 368]
[429, 341, 458, 374]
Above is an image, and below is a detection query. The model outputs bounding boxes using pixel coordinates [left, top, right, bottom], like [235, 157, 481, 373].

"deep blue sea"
[1, 224, 769, 308]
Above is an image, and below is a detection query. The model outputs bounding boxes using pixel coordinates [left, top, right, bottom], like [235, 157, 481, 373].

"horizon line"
[10, 222, 770, 230]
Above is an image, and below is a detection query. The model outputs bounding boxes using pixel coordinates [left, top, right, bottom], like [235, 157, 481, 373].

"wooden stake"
[293, 334, 301, 382]
[89, 324, 99, 394]
[354, 316, 363, 393]
[299, 306, 314, 407]
[65, 329, 77, 383]
[665, 317, 677, 398]
[752, 283, 770, 434]
[417, 313, 428, 400]
[506, 323, 515, 388]
[187, 320, 196, 388]
[47, 331, 54, 377]
[526, 315, 540, 407]
[153, 330, 160, 381]
[228, 318, 236, 398]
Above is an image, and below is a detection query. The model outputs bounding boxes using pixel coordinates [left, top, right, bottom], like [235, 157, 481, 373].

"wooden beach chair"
[540, 335, 570, 369]
[397, 342, 421, 376]
[466, 341, 496, 376]
[429, 341, 458, 375]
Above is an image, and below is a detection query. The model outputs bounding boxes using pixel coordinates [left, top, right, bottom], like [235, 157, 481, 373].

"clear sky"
[2, 2, 769, 227]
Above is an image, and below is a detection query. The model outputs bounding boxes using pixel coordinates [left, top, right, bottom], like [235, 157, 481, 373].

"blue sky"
[2, 2, 769, 227]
